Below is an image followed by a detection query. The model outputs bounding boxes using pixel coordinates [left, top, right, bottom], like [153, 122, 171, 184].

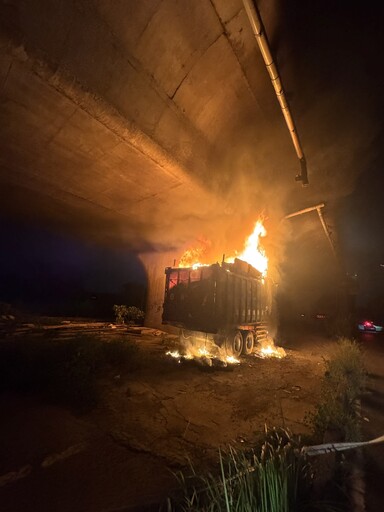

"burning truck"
[162, 257, 271, 358]
[162, 220, 285, 362]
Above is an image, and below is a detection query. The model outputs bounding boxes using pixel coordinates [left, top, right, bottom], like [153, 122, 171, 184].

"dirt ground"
[0, 318, 334, 512]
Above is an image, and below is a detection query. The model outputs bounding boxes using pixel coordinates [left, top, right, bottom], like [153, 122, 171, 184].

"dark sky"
[0, 217, 146, 315]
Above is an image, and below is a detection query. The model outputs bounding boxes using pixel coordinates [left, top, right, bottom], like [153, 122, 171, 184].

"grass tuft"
[167, 427, 315, 512]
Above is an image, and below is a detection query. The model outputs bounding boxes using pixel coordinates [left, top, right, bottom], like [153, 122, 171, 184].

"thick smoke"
[141, 0, 383, 323]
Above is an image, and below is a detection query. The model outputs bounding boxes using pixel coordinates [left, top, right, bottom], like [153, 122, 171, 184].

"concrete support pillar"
[139, 251, 176, 330]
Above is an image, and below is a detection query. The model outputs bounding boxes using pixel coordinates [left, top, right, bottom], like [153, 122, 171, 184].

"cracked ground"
[0, 320, 332, 511]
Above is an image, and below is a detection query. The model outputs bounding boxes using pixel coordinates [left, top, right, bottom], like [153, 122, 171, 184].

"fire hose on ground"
[302, 433, 384, 456]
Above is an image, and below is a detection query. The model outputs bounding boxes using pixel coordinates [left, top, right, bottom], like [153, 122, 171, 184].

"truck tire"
[242, 331, 254, 355]
[226, 331, 243, 358]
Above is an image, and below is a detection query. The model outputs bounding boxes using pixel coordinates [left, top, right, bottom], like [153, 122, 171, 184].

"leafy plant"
[306, 338, 366, 442]
[113, 304, 145, 325]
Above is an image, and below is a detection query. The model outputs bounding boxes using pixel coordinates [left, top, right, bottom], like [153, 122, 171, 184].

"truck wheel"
[226, 331, 243, 358]
[242, 332, 254, 355]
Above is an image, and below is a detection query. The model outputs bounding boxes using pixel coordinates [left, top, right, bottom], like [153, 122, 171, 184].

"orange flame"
[179, 238, 211, 268]
[166, 347, 240, 365]
[179, 247, 205, 268]
[256, 337, 286, 359]
[178, 219, 268, 276]
[227, 220, 268, 276]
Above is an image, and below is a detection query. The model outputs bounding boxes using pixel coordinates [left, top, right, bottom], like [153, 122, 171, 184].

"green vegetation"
[167, 428, 317, 512]
[0, 335, 139, 411]
[306, 338, 366, 442]
[113, 304, 145, 325]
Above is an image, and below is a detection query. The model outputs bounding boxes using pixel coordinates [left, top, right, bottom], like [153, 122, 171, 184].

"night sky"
[0, 217, 146, 316]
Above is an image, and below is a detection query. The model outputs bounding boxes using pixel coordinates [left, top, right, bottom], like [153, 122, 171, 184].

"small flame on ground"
[166, 336, 240, 366]
[225, 355, 240, 364]
[166, 339, 284, 363]
[166, 350, 196, 361]
[255, 338, 286, 359]
[166, 350, 240, 366]
[166, 350, 181, 358]
[166, 343, 283, 363]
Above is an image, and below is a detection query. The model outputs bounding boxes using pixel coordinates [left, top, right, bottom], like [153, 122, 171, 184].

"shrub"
[113, 305, 145, 325]
[306, 338, 366, 442]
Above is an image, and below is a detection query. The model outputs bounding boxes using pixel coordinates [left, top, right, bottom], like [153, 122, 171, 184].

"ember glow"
[255, 337, 286, 359]
[227, 220, 268, 276]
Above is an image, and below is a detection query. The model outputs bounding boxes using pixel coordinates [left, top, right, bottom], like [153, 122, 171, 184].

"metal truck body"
[162, 258, 270, 356]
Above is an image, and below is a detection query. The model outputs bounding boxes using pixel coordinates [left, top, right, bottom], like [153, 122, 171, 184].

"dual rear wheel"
[243, 331, 255, 355]
[225, 330, 255, 357]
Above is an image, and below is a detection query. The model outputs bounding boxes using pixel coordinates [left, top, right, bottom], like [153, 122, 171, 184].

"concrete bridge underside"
[1, 1, 377, 326]
[0, 0, 298, 250]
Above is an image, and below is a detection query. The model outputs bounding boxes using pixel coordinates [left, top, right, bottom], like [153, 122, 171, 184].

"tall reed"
[167, 428, 313, 512]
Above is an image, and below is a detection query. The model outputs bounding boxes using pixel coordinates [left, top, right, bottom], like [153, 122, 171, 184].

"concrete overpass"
[0, 1, 381, 324]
